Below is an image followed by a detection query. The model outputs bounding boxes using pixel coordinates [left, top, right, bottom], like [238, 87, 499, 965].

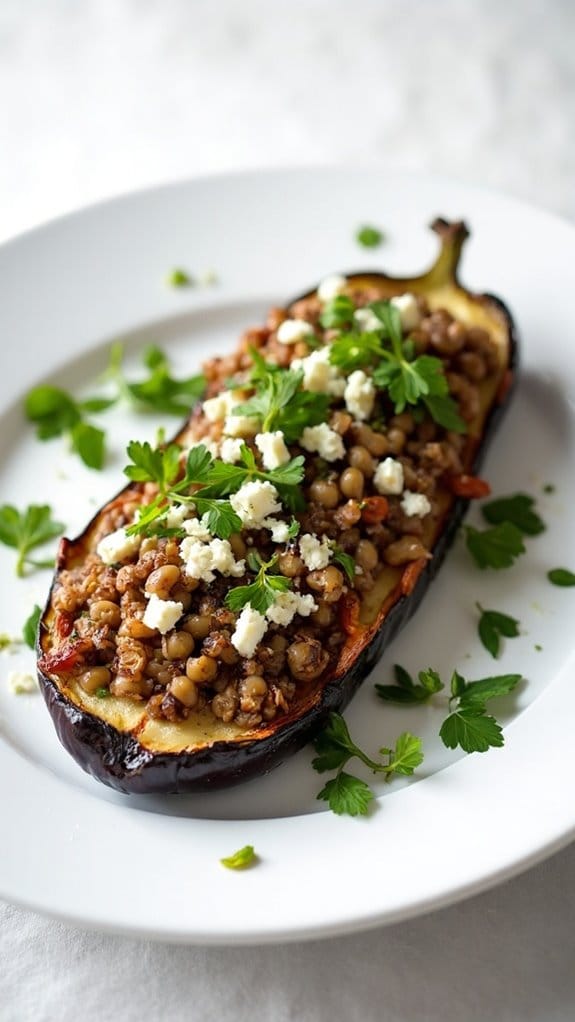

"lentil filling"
[41, 286, 502, 731]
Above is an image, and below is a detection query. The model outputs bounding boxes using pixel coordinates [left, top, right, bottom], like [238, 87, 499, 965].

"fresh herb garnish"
[166, 268, 192, 287]
[95, 687, 109, 698]
[374, 664, 443, 704]
[543, 483, 555, 494]
[465, 522, 526, 569]
[0, 504, 64, 577]
[481, 493, 545, 536]
[106, 343, 206, 416]
[313, 712, 423, 816]
[476, 604, 520, 658]
[234, 353, 330, 444]
[356, 225, 384, 248]
[220, 845, 257, 870]
[225, 554, 291, 615]
[319, 295, 356, 329]
[24, 385, 108, 470]
[23, 604, 42, 650]
[332, 548, 356, 584]
[376, 666, 521, 755]
[124, 441, 304, 541]
[329, 332, 384, 372]
[547, 568, 575, 587]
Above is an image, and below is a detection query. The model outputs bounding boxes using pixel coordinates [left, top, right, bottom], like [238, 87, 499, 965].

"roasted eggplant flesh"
[38, 220, 517, 793]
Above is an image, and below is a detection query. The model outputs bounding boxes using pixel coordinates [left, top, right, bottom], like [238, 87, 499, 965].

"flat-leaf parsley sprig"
[105, 343, 206, 417]
[312, 712, 423, 817]
[476, 604, 520, 658]
[225, 553, 292, 615]
[123, 440, 305, 541]
[0, 504, 65, 577]
[232, 351, 331, 444]
[375, 666, 522, 754]
[24, 386, 110, 470]
[325, 298, 466, 432]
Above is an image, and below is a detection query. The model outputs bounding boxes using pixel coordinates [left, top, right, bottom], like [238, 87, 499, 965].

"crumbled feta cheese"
[166, 503, 189, 530]
[230, 481, 282, 528]
[373, 457, 405, 496]
[143, 594, 184, 634]
[291, 346, 346, 396]
[276, 319, 315, 345]
[202, 389, 240, 422]
[300, 423, 345, 462]
[266, 519, 290, 543]
[344, 369, 376, 421]
[223, 414, 260, 438]
[317, 274, 347, 303]
[354, 307, 382, 332]
[220, 437, 245, 464]
[182, 517, 212, 541]
[8, 671, 38, 694]
[231, 605, 268, 659]
[180, 537, 245, 583]
[96, 527, 141, 565]
[255, 430, 290, 470]
[265, 591, 318, 626]
[390, 293, 421, 333]
[299, 533, 333, 571]
[401, 491, 432, 518]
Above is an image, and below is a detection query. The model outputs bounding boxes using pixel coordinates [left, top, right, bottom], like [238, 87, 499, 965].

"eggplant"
[37, 219, 518, 794]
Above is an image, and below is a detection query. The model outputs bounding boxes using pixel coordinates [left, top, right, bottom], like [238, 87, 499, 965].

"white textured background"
[1, 1, 575, 1019]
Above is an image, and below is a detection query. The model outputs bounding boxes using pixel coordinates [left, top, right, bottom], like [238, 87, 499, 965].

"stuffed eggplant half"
[38, 220, 517, 794]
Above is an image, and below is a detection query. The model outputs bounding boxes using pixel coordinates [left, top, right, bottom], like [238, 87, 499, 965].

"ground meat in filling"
[47, 292, 500, 727]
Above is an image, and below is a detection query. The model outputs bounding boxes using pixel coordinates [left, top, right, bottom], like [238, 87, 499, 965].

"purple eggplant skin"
[36, 220, 519, 794]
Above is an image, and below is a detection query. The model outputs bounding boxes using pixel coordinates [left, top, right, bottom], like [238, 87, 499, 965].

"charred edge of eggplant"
[37, 293, 518, 795]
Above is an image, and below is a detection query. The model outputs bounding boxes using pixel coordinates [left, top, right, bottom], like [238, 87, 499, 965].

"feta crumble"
[300, 423, 345, 462]
[220, 437, 245, 464]
[231, 605, 268, 658]
[276, 319, 315, 345]
[291, 347, 346, 396]
[182, 517, 212, 542]
[265, 591, 318, 626]
[317, 274, 347, 303]
[166, 504, 189, 530]
[8, 671, 38, 694]
[299, 533, 333, 571]
[223, 414, 260, 438]
[180, 537, 245, 583]
[255, 430, 290, 470]
[266, 519, 290, 543]
[401, 491, 432, 518]
[185, 438, 220, 459]
[143, 594, 184, 634]
[390, 293, 421, 333]
[230, 481, 282, 528]
[373, 457, 405, 496]
[344, 369, 375, 421]
[354, 307, 382, 333]
[202, 389, 241, 423]
[96, 527, 141, 565]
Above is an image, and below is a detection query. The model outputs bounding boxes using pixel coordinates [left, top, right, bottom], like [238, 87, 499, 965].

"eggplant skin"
[37, 219, 519, 794]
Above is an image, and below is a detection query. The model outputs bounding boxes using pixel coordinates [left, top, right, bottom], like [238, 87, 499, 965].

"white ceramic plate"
[1, 168, 574, 944]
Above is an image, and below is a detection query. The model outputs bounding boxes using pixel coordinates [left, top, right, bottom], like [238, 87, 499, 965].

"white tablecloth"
[1, 1, 574, 1018]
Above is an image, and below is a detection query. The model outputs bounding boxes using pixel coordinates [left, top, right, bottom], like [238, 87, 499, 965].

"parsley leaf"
[124, 440, 182, 491]
[0, 504, 64, 577]
[332, 548, 355, 584]
[356, 225, 384, 248]
[312, 712, 423, 816]
[319, 295, 356, 329]
[481, 493, 545, 536]
[328, 331, 384, 372]
[225, 555, 291, 615]
[477, 604, 520, 658]
[374, 664, 444, 704]
[457, 673, 522, 706]
[24, 385, 109, 470]
[547, 568, 575, 587]
[23, 604, 42, 650]
[166, 268, 192, 287]
[465, 522, 526, 569]
[317, 773, 374, 817]
[439, 708, 504, 753]
[108, 344, 205, 416]
[191, 498, 242, 540]
[235, 364, 330, 444]
[220, 845, 257, 870]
